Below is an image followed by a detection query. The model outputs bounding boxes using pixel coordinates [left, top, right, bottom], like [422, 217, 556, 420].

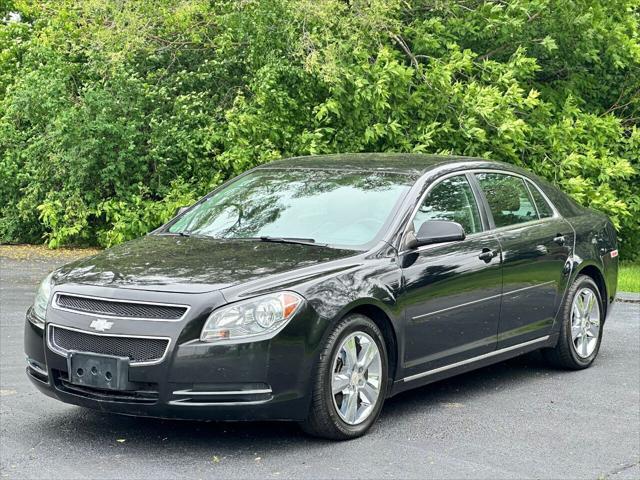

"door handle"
[478, 248, 497, 263]
[553, 234, 566, 246]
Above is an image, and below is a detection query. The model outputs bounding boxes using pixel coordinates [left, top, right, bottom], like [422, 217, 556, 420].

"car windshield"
[166, 168, 413, 248]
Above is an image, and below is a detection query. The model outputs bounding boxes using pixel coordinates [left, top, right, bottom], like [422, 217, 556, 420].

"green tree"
[1, 0, 638, 257]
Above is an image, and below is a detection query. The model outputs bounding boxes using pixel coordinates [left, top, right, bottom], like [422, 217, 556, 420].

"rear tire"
[300, 314, 388, 440]
[543, 275, 604, 370]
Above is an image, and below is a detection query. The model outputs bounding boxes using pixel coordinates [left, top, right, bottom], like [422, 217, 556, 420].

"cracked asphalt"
[1, 253, 639, 479]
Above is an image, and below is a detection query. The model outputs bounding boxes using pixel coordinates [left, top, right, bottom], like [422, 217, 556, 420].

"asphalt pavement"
[1, 253, 639, 479]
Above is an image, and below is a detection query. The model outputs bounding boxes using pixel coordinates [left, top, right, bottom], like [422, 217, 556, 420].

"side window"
[476, 173, 538, 228]
[526, 180, 554, 218]
[413, 175, 482, 235]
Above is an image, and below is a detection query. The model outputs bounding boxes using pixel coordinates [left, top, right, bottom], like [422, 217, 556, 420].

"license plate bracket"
[67, 352, 130, 391]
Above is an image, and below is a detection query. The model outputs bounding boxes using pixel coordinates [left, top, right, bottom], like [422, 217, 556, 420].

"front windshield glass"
[166, 168, 413, 248]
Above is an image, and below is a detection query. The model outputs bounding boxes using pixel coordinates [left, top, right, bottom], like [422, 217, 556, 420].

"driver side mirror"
[173, 206, 190, 217]
[405, 220, 466, 249]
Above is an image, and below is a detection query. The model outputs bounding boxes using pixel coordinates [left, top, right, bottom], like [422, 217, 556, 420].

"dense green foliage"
[1, 0, 639, 257]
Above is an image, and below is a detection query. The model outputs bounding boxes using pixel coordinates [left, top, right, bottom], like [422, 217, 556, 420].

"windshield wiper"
[258, 236, 327, 247]
[160, 233, 327, 246]
[157, 231, 209, 239]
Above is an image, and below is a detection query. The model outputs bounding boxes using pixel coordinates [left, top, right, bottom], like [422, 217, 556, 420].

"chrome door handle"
[478, 248, 497, 263]
[553, 234, 566, 246]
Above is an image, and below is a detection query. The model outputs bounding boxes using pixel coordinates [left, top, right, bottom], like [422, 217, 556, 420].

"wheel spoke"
[356, 338, 371, 365]
[360, 381, 379, 406]
[585, 291, 596, 316]
[576, 293, 586, 316]
[358, 339, 378, 371]
[366, 374, 380, 390]
[343, 336, 358, 368]
[575, 336, 583, 355]
[332, 373, 350, 395]
[571, 324, 582, 340]
[572, 303, 582, 322]
[342, 389, 358, 424]
[580, 336, 589, 357]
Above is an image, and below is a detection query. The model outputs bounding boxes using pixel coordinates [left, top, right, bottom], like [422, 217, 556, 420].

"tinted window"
[168, 169, 412, 248]
[476, 173, 538, 228]
[413, 175, 482, 234]
[527, 181, 554, 218]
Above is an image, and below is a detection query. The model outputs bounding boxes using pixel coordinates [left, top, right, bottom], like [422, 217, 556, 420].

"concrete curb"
[616, 292, 640, 303]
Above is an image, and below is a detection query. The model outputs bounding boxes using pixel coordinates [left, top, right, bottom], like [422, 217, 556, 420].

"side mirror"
[405, 220, 465, 249]
[173, 206, 190, 217]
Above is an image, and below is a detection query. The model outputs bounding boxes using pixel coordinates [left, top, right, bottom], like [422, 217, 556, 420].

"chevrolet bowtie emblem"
[89, 319, 114, 332]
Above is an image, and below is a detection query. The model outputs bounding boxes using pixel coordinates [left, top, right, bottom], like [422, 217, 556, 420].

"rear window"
[475, 173, 538, 228]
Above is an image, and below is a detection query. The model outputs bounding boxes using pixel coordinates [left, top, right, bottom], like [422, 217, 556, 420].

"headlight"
[200, 291, 303, 342]
[31, 272, 54, 327]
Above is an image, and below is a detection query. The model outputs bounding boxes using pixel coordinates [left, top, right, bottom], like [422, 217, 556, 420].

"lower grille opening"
[49, 325, 169, 365]
[53, 370, 159, 404]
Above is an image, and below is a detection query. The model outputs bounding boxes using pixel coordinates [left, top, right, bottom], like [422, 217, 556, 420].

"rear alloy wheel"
[571, 287, 601, 359]
[544, 275, 604, 369]
[301, 314, 388, 440]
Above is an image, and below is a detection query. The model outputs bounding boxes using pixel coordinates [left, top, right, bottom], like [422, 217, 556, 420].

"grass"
[0, 244, 101, 261]
[619, 262, 640, 293]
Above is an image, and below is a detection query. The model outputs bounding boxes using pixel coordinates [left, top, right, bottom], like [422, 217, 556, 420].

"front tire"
[544, 275, 604, 369]
[301, 314, 389, 440]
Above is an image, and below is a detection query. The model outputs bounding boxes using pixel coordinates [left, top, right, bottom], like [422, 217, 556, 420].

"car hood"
[54, 235, 358, 294]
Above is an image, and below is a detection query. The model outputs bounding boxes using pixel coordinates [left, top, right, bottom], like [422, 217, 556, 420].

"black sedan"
[25, 154, 619, 439]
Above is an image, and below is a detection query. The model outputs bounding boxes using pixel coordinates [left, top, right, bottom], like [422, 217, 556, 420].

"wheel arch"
[575, 263, 608, 318]
[340, 302, 400, 393]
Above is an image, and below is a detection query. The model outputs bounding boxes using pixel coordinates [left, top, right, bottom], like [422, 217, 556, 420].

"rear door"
[398, 173, 503, 378]
[472, 172, 574, 348]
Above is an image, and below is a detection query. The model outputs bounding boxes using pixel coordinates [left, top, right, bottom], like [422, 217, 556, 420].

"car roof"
[259, 153, 585, 220]
[260, 153, 517, 177]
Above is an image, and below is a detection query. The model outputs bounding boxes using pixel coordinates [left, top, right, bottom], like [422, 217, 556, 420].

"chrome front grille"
[49, 325, 170, 365]
[54, 294, 188, 320]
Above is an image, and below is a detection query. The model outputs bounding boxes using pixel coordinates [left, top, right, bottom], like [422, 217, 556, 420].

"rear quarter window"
[534, 176, 584, 218]
[526, 180, 554, 218]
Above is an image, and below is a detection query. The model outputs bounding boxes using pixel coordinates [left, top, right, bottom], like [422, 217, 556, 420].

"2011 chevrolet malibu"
[25, 154, 619, 439]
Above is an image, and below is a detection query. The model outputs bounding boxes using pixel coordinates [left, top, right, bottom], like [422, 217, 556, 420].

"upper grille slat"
[50, 326, 169, 364]
[55, 294, 187, 320]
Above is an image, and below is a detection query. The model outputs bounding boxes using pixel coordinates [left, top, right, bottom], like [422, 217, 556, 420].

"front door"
[473, 172, 573, 348]
[398, 174, 502, 378]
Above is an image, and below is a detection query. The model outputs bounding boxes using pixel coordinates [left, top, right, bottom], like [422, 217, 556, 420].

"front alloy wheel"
[331, 331, 382, 425]
[301, 314, 388, 440]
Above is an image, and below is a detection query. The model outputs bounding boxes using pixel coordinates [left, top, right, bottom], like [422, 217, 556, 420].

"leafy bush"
[1, 0, 638, 258]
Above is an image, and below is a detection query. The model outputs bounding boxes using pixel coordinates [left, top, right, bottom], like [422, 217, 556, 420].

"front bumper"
[24, 301, 317, 421]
